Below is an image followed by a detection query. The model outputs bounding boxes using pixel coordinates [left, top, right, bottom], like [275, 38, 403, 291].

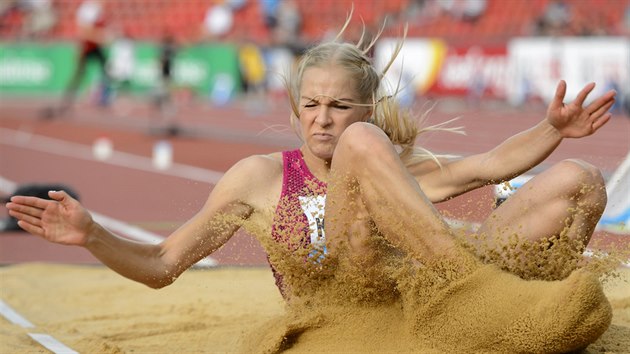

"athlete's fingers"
[572, 82, 596, 107]
[49, 190, 73, 204]
[585, 90, 616, 115]
[15, 220, 44, 237]
[590, 100, 615, 121]
[591, 113, 611, 132]
[8, 209, 43, 228]
[9, 195, 51, 209]
[549, 80, 567, 110]
[5, 202, 44, 219]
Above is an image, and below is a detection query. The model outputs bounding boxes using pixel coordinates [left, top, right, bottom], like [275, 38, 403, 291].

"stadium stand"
[1, 0, 627, 44]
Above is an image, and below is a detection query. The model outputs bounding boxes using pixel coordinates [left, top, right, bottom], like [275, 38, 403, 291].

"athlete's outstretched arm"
[415, 80, 616, 202]
[5, 155, 277, 288]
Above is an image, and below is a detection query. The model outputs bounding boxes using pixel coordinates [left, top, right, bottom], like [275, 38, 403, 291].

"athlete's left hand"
[546, 80, 616, 138]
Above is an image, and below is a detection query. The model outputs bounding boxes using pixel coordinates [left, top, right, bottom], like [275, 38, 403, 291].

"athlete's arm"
[6, 154, 281, 288]
[413, 80, 615, 202]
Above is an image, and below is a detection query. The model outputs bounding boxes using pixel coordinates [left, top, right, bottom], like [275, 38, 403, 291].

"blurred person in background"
[0, 0, 57, 38]
[150, 30, 180, 136]
[20, 0, 57, 39]
[534, 0, 572, 36]
[270, 0, 304, 53]
[201, 0, 234, 41]
[438, 0, 487, 23]
[42, 0, 110, 118]
[237, 41, 268, 109]
[107, 24, 135, 117]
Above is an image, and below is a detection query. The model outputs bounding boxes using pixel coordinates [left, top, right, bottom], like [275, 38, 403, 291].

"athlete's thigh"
[476, 170, 574, 247]
[325, 165, 374, 258]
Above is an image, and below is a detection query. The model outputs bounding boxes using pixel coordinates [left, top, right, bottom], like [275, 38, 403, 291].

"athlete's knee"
[336, 122, 390, 159]
[555, 159, 605, 188]
[552, 160, 607, 208]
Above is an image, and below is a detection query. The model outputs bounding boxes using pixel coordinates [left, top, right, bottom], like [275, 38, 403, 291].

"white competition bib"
[298, 195, 327, 253]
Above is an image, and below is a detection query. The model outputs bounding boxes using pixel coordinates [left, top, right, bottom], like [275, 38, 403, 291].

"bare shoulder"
[213, 152, 284, 209]
[229, 153, 283, 178]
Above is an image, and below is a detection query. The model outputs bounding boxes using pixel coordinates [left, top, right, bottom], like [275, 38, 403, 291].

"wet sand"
[0, 263, 628, 353]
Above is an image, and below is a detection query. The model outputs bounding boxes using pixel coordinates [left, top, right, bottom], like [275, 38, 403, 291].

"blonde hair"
[286, 11, 463, 166]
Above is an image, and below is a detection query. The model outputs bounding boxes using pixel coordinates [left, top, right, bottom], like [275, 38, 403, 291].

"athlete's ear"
[363, 108, 373, 123]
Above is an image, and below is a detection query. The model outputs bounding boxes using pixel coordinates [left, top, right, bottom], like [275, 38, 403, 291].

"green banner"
[0, 41, 242, 98]
[0, 42, 76, 93]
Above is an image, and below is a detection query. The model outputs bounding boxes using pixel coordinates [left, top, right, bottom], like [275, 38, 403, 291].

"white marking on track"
[28, 333, 79, 354]
[0, 299, 35, 328]
[1, 299, 78, 353]
[0, 127, 224, 184]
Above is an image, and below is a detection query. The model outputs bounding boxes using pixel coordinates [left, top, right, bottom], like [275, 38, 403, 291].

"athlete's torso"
[269, 149, 328, 296]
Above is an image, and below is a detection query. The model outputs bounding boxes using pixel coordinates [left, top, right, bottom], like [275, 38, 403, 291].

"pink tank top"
[270, 149, 327, 298]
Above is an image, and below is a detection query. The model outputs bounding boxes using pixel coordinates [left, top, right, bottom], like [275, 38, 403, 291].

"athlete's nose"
[314, 105, 332, 126]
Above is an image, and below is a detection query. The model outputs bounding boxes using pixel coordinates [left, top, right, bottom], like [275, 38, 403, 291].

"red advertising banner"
[427, 45, 508, 99]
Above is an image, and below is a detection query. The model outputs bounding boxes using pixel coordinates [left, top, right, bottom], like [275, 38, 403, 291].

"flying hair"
[333, 5, 404, 80]
[285, 7, 464, 167]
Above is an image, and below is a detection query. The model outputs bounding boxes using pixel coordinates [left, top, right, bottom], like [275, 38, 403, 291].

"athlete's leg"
[325, 122, 463, 262]
[323, 123, 611, 352]
[473, 159, 606, 276]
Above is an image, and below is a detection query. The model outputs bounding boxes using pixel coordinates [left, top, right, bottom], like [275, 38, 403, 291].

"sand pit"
[0, 263, 628, 353]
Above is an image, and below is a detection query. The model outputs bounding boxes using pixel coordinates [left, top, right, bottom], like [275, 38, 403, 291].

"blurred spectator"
[107, 24, 135, 116]
[155, 31, 177, 116]
[76, 0, 102, 27]
[461, 0, 486, 23]
[535, 0, 572, 36]
[0, 0, 57, 39]
[273, 0, 302, 48]
[259, 0, 280, 29]
[260, 0, 304, 54]
[238, 42, 267, 103]
[20, 0, 57, 39]
[434, 0, 486, 22]
[108, 25, 134, 88]
[402, 0, 442, 24]
[202, 0, 234, 41]
[42, 0, 110, 118]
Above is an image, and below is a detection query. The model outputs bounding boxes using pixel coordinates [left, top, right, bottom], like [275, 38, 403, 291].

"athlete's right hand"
[5, 190, 94, 246]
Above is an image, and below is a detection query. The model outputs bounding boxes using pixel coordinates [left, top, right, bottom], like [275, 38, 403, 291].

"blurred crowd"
[2, 0, 629, 43]
[0, 0, 57, 39]
[531, 0, 629, 37]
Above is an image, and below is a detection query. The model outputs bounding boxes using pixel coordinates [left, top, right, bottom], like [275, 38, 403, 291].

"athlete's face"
[298, 65, 371, 163]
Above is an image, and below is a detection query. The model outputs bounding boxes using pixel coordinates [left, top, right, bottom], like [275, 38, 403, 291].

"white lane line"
[0, 176, 217, 267]
[0, 127, 224, 185]
[28, 333, 78, 354]
[0, 300, 77, 354]
[0, 299, 35, 328]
